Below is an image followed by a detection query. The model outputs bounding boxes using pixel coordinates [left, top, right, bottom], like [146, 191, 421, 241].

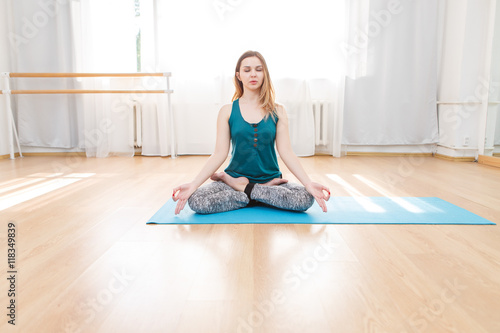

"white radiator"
[312, 100, 329, 146]
[129, 102, 142, 148]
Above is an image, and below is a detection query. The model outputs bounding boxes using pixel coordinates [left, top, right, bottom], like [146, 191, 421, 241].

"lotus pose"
[172, 50, 330, 215]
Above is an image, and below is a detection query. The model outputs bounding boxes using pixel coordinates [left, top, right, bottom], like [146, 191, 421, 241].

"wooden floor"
[1, 155, 499, 333]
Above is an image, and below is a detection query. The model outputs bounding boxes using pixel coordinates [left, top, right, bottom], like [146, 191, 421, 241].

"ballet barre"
[1, 72, 174, 159]
[0, 89, 173, 94]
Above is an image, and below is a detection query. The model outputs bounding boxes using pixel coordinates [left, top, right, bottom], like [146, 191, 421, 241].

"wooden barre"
[8, 73, 170, 78]
[1, 89, 173, 95]
[1, 72, 175, 159]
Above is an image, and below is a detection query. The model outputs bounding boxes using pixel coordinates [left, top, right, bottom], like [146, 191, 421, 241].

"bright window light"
[0, 178, 46, 195]
[326, 174, 385, 213]
[0, 173, 96, 212]
[64, 173, 96, 178]
[28, 173, 64, 178]
[0, 178, 82, 212]
[153, 0, 346, 79]
[353, 174, 424, 213]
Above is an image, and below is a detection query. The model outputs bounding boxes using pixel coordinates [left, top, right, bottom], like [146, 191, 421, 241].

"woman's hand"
[172, 183, 198, 215]
[305, 182, 330, 212]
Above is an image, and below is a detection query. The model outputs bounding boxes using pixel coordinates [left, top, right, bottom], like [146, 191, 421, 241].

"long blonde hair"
[232, 51, 277, 118]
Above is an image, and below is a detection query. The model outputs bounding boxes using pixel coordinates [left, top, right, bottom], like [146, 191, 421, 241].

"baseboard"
[434, 154, 475, 162]
[2, 151, 174, 158]
[478, 155, 500, 168]
[1, 151, 483, 163]
[0, 153, 21, 159]
[346, 152, 433, 157]
[19, 152, 87, 157]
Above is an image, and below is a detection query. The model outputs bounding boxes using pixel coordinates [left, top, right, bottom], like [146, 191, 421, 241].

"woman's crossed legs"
[187, 172, 314, 214]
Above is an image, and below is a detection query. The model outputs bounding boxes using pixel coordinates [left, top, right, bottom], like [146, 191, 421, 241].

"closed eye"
[243, 66, 263, 71]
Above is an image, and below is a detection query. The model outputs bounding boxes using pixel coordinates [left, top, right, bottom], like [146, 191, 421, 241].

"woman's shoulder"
[218, 103, 233, 119]
[274, 103, 287, 117]
[220, 103, 233, 112]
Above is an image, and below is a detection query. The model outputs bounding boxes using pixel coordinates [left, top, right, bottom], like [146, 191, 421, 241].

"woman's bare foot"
[211, 172, 249, 192]
[262, 178, 289, 186]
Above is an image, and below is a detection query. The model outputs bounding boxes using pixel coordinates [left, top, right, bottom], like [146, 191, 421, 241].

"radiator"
[129, 102, 142, 148]
[312, 100, 329, 146]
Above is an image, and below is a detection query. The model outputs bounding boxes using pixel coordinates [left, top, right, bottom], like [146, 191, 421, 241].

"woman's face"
[237, 56, 264, 91]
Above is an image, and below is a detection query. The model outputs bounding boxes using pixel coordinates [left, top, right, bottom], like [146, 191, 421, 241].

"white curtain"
[489, 0, 500, 149]
[153, 0, 346, 156]
[274, 79, 315, 156]
[72, 0, 135, 157]
[4, 0, 347, 157]
[343, 0, 440, 147]
[0, 0, 13, 156]
[8, 0, 80, 149]
[0, 0, 171, 158]
[71, 0, 173, 157]
[437, 0, 496, 157]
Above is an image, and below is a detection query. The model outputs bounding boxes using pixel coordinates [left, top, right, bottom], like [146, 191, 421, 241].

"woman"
[172, 50, 330, 215]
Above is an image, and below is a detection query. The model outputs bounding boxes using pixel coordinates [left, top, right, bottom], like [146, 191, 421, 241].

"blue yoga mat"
[146, 197, 495, 225]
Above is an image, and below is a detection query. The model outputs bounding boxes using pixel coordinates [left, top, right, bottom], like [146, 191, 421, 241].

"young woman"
[172, 50, 330, 215]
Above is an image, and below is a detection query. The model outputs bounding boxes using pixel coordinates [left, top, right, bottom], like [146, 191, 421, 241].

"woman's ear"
[236, 72, 241, 81]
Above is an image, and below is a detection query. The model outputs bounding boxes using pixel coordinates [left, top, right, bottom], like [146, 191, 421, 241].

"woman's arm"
[275, 104, 330, 212]
[172, 104, 232, 214]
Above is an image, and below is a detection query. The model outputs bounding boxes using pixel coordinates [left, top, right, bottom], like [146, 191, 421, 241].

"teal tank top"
[224, 99, 282, 183]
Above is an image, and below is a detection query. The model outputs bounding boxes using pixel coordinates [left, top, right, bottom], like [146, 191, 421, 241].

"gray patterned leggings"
[188, 181, 315, 214]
